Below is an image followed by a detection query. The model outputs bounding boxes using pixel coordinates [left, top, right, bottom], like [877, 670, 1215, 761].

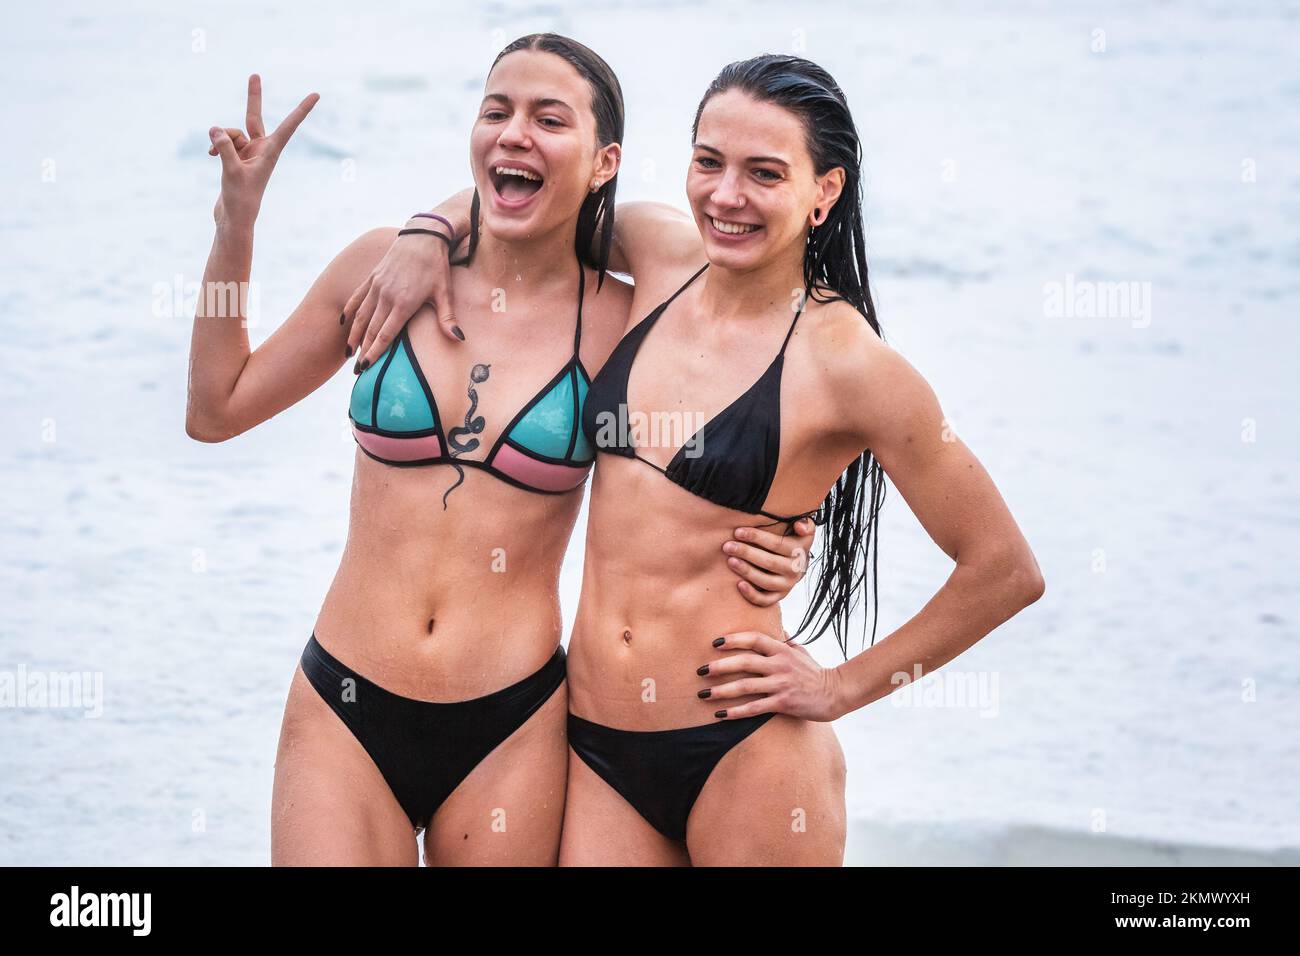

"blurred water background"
[1, 0, 1297, 864]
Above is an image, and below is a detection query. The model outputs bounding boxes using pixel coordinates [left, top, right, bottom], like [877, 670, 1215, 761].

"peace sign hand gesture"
[208, 73, 319, 230]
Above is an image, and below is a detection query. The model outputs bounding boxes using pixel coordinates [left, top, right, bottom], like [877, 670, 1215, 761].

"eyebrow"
[692, 142, 791, 167]
[482, 93, 576, 114]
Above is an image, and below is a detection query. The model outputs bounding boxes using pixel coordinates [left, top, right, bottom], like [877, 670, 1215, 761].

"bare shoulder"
[315, 226, 398, 299]
[801, 294, 888, 380]
[335, 226, 398, 272]
[625, 260, 710, 332]
[802, 296, 933, 445]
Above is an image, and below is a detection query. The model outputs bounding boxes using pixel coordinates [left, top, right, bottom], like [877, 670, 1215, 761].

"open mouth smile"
[489, 163, 545, 208]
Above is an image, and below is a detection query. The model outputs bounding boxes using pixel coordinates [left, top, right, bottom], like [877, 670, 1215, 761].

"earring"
[590, 179, 602, 192]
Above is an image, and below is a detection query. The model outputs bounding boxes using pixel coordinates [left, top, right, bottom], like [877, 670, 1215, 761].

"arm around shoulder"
[606, 201, 705, 277]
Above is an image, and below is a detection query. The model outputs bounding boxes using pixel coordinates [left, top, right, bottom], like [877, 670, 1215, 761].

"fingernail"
[452, 325, 465, 341]
[714, 710, 727, 719]
[353, 361, 361, 375]
[698, 688, 711, 699]
[359, 359, 370, 371]
[345, 345, 353, 358]
[712, 637, 725, 647]
[722, 542, 736, 554]
[696, 665, 709, 676]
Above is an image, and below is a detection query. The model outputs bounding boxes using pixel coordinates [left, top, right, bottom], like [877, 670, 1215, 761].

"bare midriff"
[567, 453, 789, 729]
[312, 449, 582, 700]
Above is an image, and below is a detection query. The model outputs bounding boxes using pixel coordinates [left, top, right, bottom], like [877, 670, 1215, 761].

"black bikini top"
[581, 263, 821, 526]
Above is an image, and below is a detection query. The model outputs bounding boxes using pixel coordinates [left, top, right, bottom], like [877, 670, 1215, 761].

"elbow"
[1009, 555, 1045, 608]
[961, 545, 1045, 614]
[972, 544, 1044, 610]
[185, 407, 235, 443]
[185, 419, 221, 443]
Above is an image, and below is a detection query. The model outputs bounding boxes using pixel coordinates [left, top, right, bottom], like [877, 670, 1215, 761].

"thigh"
[271, 664, 419, 866]
[558, 746, 690, 867]
[423, 678, 569, 866]
[686, 714, 847, 866]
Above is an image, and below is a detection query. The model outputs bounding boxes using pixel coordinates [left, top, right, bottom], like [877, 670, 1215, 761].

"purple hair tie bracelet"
[411, 212, 456, 241]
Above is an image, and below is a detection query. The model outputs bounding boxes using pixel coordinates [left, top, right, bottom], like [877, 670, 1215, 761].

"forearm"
[606, 201, 701, 278]
[831, 555, 1041, 716]
[186, 221, 256, 439]
[402, 194, 676, 276]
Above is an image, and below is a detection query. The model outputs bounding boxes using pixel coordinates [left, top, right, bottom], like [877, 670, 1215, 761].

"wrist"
[399, 224, 455, 258]
[829, 663, 855, 719]
[402, 216, 449, 236]
[411, 211, 455, 238]
[214, 216, 255, 244]
[430, 188, 474, 240]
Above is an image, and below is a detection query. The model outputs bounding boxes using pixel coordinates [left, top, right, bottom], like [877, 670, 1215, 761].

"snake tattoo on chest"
[441, 363, 491, 509]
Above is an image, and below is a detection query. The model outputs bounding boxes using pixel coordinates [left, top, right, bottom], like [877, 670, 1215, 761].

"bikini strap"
[632, 451, 669, 474]
[659, 262, 710, 314]
[755, 505, 823, 529]
[778, 287, 809, 357]
[573, 254, 586, 357]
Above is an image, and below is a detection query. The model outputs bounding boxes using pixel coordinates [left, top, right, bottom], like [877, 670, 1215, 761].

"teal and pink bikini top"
[348, 257, 594, 495]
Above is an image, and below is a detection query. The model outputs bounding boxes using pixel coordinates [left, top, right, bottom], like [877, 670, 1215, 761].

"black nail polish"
[696, 665, 709, 676]
[359, 359, 370, 371]
[698, 688, 711, 699]
[353, 361, 360, 375]
[712, 637, 725, 648]
[452, 325, 465, 341]
[345, 345, 353, 358]
[714, 710, 727, 719]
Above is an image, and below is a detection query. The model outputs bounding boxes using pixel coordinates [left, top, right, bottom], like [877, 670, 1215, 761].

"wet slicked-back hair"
[458, 33, 624, 290]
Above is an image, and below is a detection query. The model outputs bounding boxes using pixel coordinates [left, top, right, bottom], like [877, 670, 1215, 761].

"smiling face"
[471, 49, 618, 242]
[687, 89, 843, 272]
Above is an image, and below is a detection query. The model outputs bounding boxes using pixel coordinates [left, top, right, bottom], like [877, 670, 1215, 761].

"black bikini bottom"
[299, 632, 566, 831]
[567, 710, 777, 842]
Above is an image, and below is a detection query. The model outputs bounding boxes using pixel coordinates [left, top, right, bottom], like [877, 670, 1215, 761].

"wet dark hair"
[692, 54, 887, 659]
[455, 33, 623, 290]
